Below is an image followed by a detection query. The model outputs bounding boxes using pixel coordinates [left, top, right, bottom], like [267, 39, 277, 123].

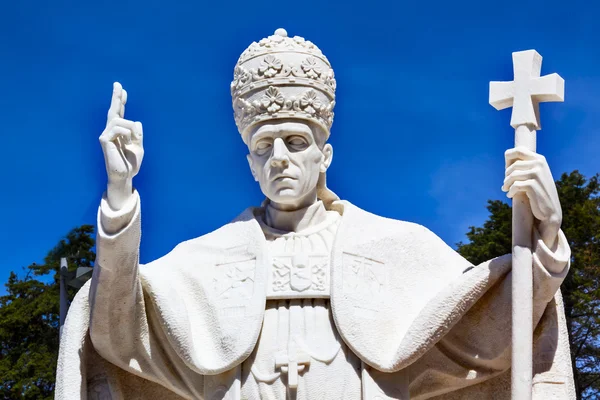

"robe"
[56, 192, 575, 399]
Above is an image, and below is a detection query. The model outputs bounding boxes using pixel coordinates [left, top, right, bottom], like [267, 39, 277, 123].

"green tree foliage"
[457, 171, 600, 399]
[0, 225, 95, 399]
[456, 199, 512, 266]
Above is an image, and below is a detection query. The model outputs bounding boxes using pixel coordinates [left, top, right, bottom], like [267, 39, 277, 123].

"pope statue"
[56, 29, 575, 399]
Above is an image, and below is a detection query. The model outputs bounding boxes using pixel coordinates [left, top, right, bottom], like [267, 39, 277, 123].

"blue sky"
[0, 0, 598, 292]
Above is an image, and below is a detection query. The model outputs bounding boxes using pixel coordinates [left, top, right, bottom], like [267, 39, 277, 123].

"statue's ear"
[320, 143, 333, 173]
[247, 154, 258, 181]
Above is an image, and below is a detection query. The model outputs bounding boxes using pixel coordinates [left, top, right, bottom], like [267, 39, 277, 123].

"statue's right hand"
[99, 82, 144, 210]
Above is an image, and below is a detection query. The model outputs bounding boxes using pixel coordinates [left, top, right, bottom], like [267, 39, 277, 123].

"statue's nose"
[271, 138, 290, 168]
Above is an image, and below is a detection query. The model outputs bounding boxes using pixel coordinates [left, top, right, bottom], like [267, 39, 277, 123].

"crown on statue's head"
[231, 28, 336, 143]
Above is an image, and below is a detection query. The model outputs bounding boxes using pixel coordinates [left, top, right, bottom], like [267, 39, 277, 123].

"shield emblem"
[290, 254, 312, 292]
[269, 254, 330, 297]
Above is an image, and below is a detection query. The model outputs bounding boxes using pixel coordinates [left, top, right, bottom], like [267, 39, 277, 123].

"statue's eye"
[287, 136, 308, 149]
[255, 141, 272, 154]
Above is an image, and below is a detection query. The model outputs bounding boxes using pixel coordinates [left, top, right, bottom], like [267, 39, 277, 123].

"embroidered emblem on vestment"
[272, 254, 328, 292]
[268, 254, 329, 298]
[342, 253, 386, 299]
[213, 246, 256, 301]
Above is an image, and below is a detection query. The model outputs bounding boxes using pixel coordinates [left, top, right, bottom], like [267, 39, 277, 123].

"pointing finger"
[120, 89, 128, 118]
[107, 82, 123, 122]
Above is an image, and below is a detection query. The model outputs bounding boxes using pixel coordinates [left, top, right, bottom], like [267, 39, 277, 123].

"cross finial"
[275, 350, 310, 389]
[489, 50, 564, 129]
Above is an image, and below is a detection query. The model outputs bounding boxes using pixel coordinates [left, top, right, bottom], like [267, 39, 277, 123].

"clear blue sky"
[0, 0, 598, 292]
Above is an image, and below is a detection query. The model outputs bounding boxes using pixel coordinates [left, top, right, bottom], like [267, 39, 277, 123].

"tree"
[0, 225, 95, 399]
[457, 171, 600, 399]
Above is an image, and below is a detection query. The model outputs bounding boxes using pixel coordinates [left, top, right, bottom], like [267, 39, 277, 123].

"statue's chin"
[264, 188, 314, 208]
[267, 191, 302, 203]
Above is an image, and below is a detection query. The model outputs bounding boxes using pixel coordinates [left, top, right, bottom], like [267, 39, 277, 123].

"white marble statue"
[56, 29, 575, 399]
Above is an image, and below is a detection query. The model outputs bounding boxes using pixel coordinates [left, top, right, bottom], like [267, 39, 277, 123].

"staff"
[489, 50, 564, 399]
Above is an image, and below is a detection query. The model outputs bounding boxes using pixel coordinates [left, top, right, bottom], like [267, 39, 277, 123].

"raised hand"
[99, 82, 144, 210]
[502, 147, 562, 248]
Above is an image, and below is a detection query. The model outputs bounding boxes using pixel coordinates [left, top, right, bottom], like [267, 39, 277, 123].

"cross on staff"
[489, 50, 564, 400]
[275, 350, 311, 389]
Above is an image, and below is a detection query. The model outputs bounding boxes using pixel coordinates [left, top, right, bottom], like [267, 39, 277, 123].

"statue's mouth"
[273, 174, 296, 182]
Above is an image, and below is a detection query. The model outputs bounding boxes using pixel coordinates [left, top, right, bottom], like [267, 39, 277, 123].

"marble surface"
[56, 29, 575, 399]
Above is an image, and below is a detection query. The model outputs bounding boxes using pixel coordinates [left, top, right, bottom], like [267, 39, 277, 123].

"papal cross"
[489, 50, 564, 400]
[489, 50, 564, 131]
[275, 350, 310, 389]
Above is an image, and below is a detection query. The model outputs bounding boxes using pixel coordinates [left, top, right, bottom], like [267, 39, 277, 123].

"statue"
[56, 28, 575, 399]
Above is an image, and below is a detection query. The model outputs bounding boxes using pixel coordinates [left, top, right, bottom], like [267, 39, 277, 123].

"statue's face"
[246, 121, 333, 209]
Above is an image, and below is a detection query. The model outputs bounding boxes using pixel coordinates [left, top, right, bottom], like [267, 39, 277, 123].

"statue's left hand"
[502, 147, 562, 248]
